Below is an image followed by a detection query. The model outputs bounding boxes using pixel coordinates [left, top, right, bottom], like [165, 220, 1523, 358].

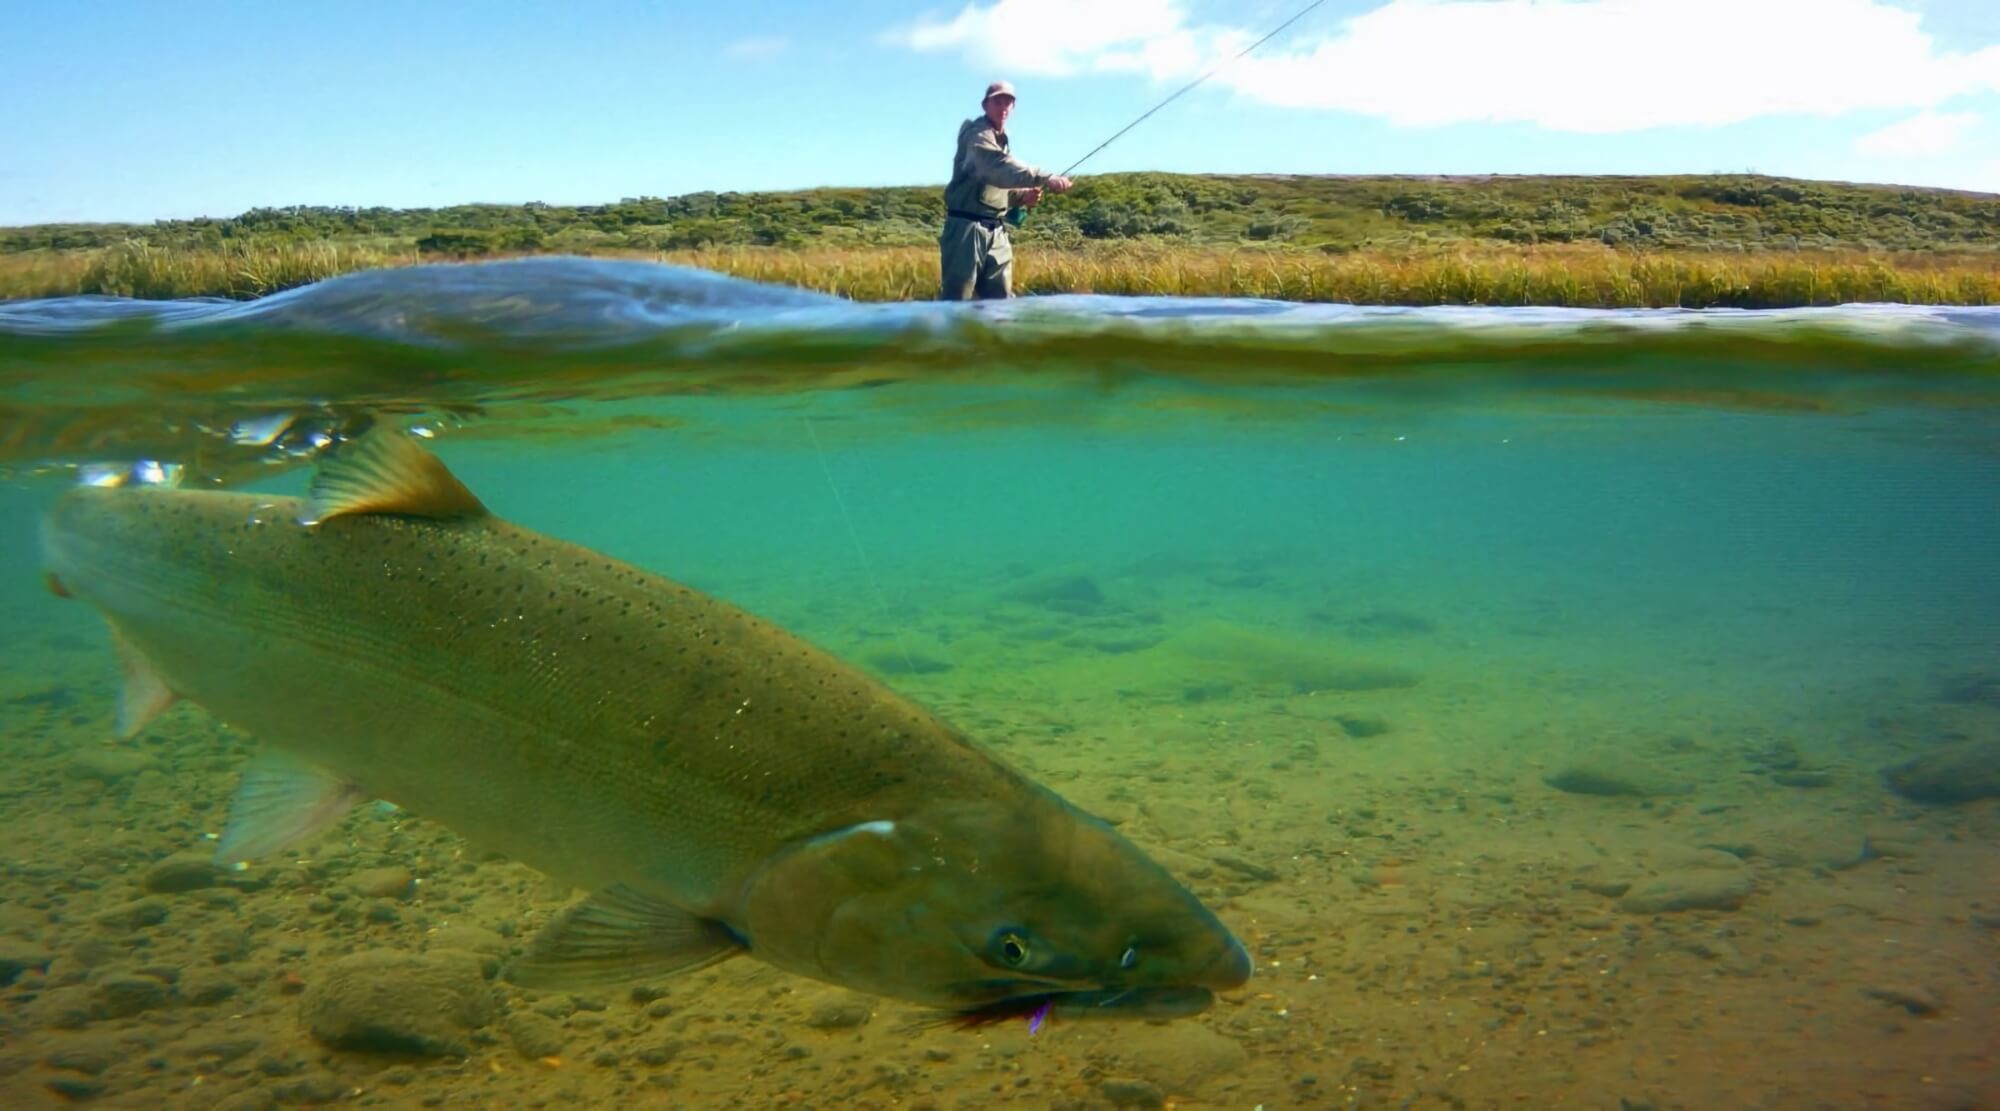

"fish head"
[738, 793, 1252, 1021]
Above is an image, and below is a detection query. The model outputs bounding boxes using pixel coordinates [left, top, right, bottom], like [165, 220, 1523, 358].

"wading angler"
[939, 80, 1074, 301]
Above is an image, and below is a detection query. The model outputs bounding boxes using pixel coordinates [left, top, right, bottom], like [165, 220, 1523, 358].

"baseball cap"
[983, 80, 1017, 102]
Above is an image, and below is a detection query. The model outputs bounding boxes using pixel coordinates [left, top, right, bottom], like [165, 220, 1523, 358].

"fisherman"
[939, 80, 1073, 301]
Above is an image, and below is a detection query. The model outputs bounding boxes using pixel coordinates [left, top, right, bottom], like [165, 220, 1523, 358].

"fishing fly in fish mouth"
[40, 427, 1252, 1028]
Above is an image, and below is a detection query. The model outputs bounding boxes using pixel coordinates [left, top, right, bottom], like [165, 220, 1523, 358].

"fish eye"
[990, 929, 1031, 968]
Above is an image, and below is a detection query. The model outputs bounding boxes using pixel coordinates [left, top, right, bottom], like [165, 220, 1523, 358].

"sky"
[4, 0, 1998, 225]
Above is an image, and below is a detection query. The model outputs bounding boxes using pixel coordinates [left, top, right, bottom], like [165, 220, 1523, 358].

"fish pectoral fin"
[304, 428, 487, 525]
[507, 884, 745, 991]
[214, 750, 369, 866]
[108, 624, 177, 738]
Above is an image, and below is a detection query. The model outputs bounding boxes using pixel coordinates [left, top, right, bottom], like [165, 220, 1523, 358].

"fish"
[40, 428, 1252, 1024]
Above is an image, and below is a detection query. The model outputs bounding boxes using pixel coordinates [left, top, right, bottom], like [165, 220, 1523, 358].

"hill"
[7, 173, 1998, 258]
[2, 175, 1995, 307]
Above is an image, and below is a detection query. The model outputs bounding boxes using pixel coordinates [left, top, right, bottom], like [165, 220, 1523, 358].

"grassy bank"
[5, 172, 1996, 306]
[4, 238, 1996, 308]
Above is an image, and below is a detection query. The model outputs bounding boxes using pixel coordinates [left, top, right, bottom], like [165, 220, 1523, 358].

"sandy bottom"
[1, 552, 1996, 1110]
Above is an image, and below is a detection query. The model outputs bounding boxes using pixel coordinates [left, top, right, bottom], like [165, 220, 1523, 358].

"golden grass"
[664, 243, 2000, 308]
[3, 240, 1995, 308]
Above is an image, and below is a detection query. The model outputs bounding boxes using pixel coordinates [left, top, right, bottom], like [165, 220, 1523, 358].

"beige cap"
[983, 80, 1017, 102]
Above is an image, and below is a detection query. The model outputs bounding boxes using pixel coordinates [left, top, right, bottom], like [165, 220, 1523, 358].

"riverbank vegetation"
[4, 173, 1995, 306]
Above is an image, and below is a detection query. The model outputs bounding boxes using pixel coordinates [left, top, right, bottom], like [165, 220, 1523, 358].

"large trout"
[40, 430, 1251, 1024]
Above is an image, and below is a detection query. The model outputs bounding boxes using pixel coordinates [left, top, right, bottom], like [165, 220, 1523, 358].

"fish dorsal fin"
[304, 430, 487, 526]
[109, 623, 178, 738]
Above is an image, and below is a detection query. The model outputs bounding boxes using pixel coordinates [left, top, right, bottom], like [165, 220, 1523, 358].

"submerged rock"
[1335, 713, 1390, 739]
[1881, 740, 2000, 803]
[503, 1011, 564, 1059]
[300, 949, 496, 1057]
[804, 997, 872, 1030]
[1617, 868, 1754, 914]
[1934, 671, 2000, 709]
[1545, 749, 1691, 798]
[91, 898, 170, 932]
[1862, 983, 1942, 1015]
[1000, 574, 1108, 615]
[864, 650, 953, 675]
[0, 943, 54, 987]
[1328, 608, 1438, 640]
[142, 851, 221, 894]
[63, 748, 158, 782]
[347, 867, 415, 901]
[92, 972, 174, 1019]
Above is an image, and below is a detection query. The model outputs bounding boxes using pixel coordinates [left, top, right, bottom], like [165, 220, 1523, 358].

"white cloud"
[1853, 110, 1981, 156]
[886, 0, 2000, 133]
[725, 36, 789, 61]
[890, 0, 1187, 77]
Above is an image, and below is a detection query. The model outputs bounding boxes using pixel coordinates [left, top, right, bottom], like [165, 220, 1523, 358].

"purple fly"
[1027, 1000, 1053, 1036]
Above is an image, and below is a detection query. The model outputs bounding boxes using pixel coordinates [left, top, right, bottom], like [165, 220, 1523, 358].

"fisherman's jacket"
[944, 116, 1048, 221]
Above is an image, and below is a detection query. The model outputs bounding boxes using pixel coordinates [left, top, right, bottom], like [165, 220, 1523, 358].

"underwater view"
[1, 257, 1997, 1109]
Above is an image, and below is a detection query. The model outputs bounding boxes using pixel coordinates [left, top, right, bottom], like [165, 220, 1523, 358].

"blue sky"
[4, 0, 1997, 225]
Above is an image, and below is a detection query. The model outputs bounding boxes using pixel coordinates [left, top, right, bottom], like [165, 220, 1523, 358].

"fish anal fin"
[507, 884, 744, 991]
[108, 624, 177, 738]
[215, 750, 368, 865]
[304, 429, 486, 526]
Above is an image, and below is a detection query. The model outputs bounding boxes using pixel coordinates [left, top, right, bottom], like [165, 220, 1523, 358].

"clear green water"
[1, 258, 1997, 1108]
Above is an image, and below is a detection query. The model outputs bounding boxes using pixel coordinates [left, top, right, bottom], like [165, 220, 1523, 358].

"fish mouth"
[943, 985, 1217, 1029]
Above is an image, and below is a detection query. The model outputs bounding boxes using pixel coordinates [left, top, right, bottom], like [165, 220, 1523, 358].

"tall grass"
[1, 240, 416, 301]
[2, 240, 1995, 308]
[661, 243, 2000, 307]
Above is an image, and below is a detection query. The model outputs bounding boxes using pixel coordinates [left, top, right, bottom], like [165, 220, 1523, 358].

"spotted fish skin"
[40, 432, 1252, 1013]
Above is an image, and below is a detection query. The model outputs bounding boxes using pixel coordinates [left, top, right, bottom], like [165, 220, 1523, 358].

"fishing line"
[1057, 0, 1329, 178]
[801, 414, 919, 678]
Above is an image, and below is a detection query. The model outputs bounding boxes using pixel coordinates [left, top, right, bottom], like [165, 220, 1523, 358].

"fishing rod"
[1057, 0, 1329, 180]
[1005, 0, 1327, 227]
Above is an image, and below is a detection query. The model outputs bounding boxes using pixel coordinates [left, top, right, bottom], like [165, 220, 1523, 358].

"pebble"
[504, 1011, 565, 1059]
[1769, 770, 1834, 788]
[140, 851, 220, 894]
[62, 748, 157, 782]
[45, 1076, 106, 1101]
[1335, 713, 1390, 739]
[431, 925, 507, 955]
[1212, 853, 1279, 882]
[348, 867, 416, 901]
[1544, 749, 1690, 798]
[92, 972, 173, 1018]
[91, 897, 170, 931]
[1617, 869, 1754, 914]
[635, 1040, 683, 1066]
[181, 970, 240, 1006]
[805, 999, 872, 1030]
[1100, 1078, 1167, 1109]
[1881, 740, 2000, 803]
[1862, 983, 1942, 1015]
[44, 1036, 123, 1076]
[300, 949, 496, 1056]
[0, 943, 54, 986]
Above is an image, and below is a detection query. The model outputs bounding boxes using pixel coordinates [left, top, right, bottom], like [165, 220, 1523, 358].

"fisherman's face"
[984, 95, 1014, 129]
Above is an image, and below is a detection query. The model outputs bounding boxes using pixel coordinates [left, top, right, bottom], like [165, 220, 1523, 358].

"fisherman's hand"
[1015, 186, 1044, 208]
[1046, 175, 1074, 194]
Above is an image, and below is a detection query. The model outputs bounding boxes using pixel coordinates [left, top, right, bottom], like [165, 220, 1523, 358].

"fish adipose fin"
[109, 624, 178, 738]
[507, 884, 745, 990]
[304, 429, 487, 525]
[214, 750, 368, 865]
